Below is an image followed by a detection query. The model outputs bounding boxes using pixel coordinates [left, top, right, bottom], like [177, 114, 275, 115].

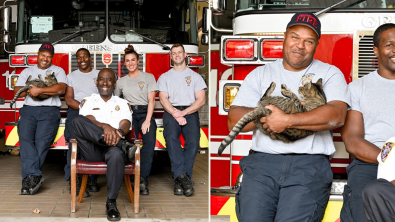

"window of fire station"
[16, 0, 106, 44]
[236, 0, 395, 11]
[109, 0, 198, 45]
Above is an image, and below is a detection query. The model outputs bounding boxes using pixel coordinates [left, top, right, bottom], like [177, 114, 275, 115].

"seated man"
[72, 68, 136, 221]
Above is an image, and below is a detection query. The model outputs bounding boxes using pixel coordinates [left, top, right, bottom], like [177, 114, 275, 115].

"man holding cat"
[228, 12, 350, 221]
[14, 43, 67, 195]
[64, 48, 100, 197]
[339, 23, 395, 222]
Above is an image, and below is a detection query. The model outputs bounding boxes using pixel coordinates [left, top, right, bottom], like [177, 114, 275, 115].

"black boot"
[120, 140, 137, 161]
[76, 174, 90, 198]
[174, 179, 183, 196]
[27, 175, 44, 195]
[21, 176, 31, 195]
[106, 202, 121, 221]
[140, 177, 149, 195]
[87, 175, 100, 192]
[176, 172, 194, 197]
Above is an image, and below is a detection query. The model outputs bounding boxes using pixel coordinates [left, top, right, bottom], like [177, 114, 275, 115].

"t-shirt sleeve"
[348, 80, 362, 112]
[119, 101, 133, 130]
[114, 79, 123, 97]
[194, 73, 207, 93]
[78, 97, 93, 116]
[15, 68, 29, 87]
[322, 66, 350, 106]
[157, 75, 168, 93]
[55, 67, 68, 84]
[231, 67, 263, 108]
[147, 74, 159, 93]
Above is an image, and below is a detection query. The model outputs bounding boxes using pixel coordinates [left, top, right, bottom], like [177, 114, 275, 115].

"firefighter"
[158, 43, 207, 197]
[228, 12, 350, 221]
[64, 48, 100, 197]
[72, 68, 136, 221]
[14, 43, 67, 195]
[114, 44, 158, 195]
[340, 23, 395, 222]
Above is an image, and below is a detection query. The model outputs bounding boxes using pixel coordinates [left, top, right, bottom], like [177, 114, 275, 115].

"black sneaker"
[176, 172, 194, 197]
[174, 179, 183, 196]
[88, 175, 100, 192]
[121, 141, 137, 161]
[28, 175, 44, 195]
[106, 202, 121, 221]
[140, 177, 149, 195]
[21, 177, 31, 195]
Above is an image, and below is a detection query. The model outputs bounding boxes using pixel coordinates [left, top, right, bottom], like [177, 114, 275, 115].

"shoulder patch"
[80, 99, 86, 108]
[127, 103, 132, 113]
[381, 142, 394, 163]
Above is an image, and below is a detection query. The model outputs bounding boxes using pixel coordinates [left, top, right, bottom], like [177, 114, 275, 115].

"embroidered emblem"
[138, 81, 145, 91]
[115, 105, 120, 111]
[381, 142, 394, 162]
[185, 76, 192, 86]
[301, 73, 315, 85]
[80, 99, 86, 108]
[127, 103, 132, 113]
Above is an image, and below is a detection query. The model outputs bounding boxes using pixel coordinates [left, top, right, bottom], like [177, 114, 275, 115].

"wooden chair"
[70, 129, 142, 214]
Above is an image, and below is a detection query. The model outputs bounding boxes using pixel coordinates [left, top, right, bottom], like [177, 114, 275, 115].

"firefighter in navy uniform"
[14, 43, 67, 195]
[72, 68, 136, 221]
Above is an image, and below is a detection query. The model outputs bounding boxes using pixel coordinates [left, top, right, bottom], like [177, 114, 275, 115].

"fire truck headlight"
[224, 84, 240, 110]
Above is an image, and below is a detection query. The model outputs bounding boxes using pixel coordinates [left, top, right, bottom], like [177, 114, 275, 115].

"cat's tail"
[10, 86, 31, 108]
[218, 109, 259, 156]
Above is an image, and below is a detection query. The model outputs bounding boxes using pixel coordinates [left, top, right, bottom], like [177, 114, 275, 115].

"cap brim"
[287, 23, 320, 38]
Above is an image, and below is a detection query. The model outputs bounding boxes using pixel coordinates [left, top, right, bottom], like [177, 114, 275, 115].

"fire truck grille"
[70, 52, 144, 77]
[358, 35, 378, 78]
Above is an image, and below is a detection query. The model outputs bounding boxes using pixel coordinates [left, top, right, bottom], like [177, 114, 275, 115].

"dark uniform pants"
[64, 107, 79, 181]
[340, 159, 377, 222]
[363, 178, 395, 222]
[18, 106, 60, 179]
[163, 111, 200, 179]
[132, 108, 157, 182]
[236, 152, 333, 222]
[72, 115, 127, 199]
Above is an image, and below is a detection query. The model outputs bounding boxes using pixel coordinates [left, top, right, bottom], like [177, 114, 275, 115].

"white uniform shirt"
[377, 137, 395, 182]
[79, 94, 132, 129]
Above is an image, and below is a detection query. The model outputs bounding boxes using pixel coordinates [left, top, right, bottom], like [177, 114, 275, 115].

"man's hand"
[172, 108, 185, 119]
[141, 120, 151, 134]
[260, 105, 290, 134]
[28, 85, 42, 97]
[102, 124, 122, 146]
[176, 116, 187, 126]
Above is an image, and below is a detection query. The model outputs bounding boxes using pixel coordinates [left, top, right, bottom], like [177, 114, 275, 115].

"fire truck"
[0, 0, 208, 152]
[208, 0, 391, 221]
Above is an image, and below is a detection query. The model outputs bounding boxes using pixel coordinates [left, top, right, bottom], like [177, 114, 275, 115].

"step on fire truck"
[0, 0, 208, 153]
[208, 0, 392, 221]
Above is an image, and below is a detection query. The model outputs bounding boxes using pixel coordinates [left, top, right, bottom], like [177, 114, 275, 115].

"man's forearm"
[14, 86, 27, 98]
[65, 98, 80, 109]
[159, 96, 174, 114]
[183, 97, 205, 115]
[343, 136, 380, 164]
[118, 120, 131, 136]
[228, 106, 256, 132]
[38, 83, 67, 96]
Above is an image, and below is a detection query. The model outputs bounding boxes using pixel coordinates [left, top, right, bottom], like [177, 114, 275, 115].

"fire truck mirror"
[0, 6, 12, 44]
[201, 34, 208, 45]
[202, 7, 209, 34]
[211, 0, 226, 15]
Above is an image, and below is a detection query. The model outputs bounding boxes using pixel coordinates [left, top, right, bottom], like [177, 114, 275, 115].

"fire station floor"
[0, 150, 210, 221]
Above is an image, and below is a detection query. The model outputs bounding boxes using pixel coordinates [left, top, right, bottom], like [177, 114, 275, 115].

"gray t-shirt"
[157, 68, 207, 106]
[349, 71, 395, 148]
[15, 64, 67, 107]
[67, 69, 99, 102]
[114, 72, 158, 105]
[231, 59, 350, 155]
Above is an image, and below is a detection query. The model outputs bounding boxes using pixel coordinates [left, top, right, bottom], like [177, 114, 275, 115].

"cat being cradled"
[10, 71, 58, 108]
[218, 78, 327, 156]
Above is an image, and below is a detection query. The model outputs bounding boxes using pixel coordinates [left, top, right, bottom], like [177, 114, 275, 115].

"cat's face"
[45, 73, 57, 83]
[298, 78, 326, 102]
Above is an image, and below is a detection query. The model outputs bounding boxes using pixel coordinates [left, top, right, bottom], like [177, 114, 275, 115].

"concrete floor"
[0, 150, 209, 221]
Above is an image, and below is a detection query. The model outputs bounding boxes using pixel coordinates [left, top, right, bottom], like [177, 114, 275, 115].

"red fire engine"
[208, 0, 391, 220]
[0, 0, 208, 152]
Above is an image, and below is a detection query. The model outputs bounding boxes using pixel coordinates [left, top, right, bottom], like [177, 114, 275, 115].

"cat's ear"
[316, 78, 323, 86]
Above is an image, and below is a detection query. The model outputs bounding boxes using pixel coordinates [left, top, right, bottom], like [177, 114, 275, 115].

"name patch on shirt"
[93, 107, 100, 110]
[381, 142, 394, 163]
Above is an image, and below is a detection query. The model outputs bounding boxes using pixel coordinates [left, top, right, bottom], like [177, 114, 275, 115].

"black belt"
[249, 149, 264, 155]
[248, 149, 329, 159]
[130, 105, 147, 110]
[174, 106, 190, 111]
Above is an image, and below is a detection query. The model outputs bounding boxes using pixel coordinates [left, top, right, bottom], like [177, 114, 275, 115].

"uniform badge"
[301, 73, 315, 85]
[138, 81, 145, 91]
[80, 99, 86, 108]
[185, 76, 192, 86]
[381, 142, 394, 162]
[115, 105, 120, 111]
[127, 103, 132, 113]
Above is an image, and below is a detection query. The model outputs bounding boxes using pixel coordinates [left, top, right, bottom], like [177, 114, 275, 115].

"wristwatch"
[117, 128, 125, 137]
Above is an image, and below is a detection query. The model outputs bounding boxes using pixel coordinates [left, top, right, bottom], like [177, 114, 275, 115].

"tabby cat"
[218, 78, 327, 156]
[10, 71, 58, 108]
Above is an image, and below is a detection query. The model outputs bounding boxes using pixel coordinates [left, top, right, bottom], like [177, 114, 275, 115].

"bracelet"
[117, 128, 125, 136]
